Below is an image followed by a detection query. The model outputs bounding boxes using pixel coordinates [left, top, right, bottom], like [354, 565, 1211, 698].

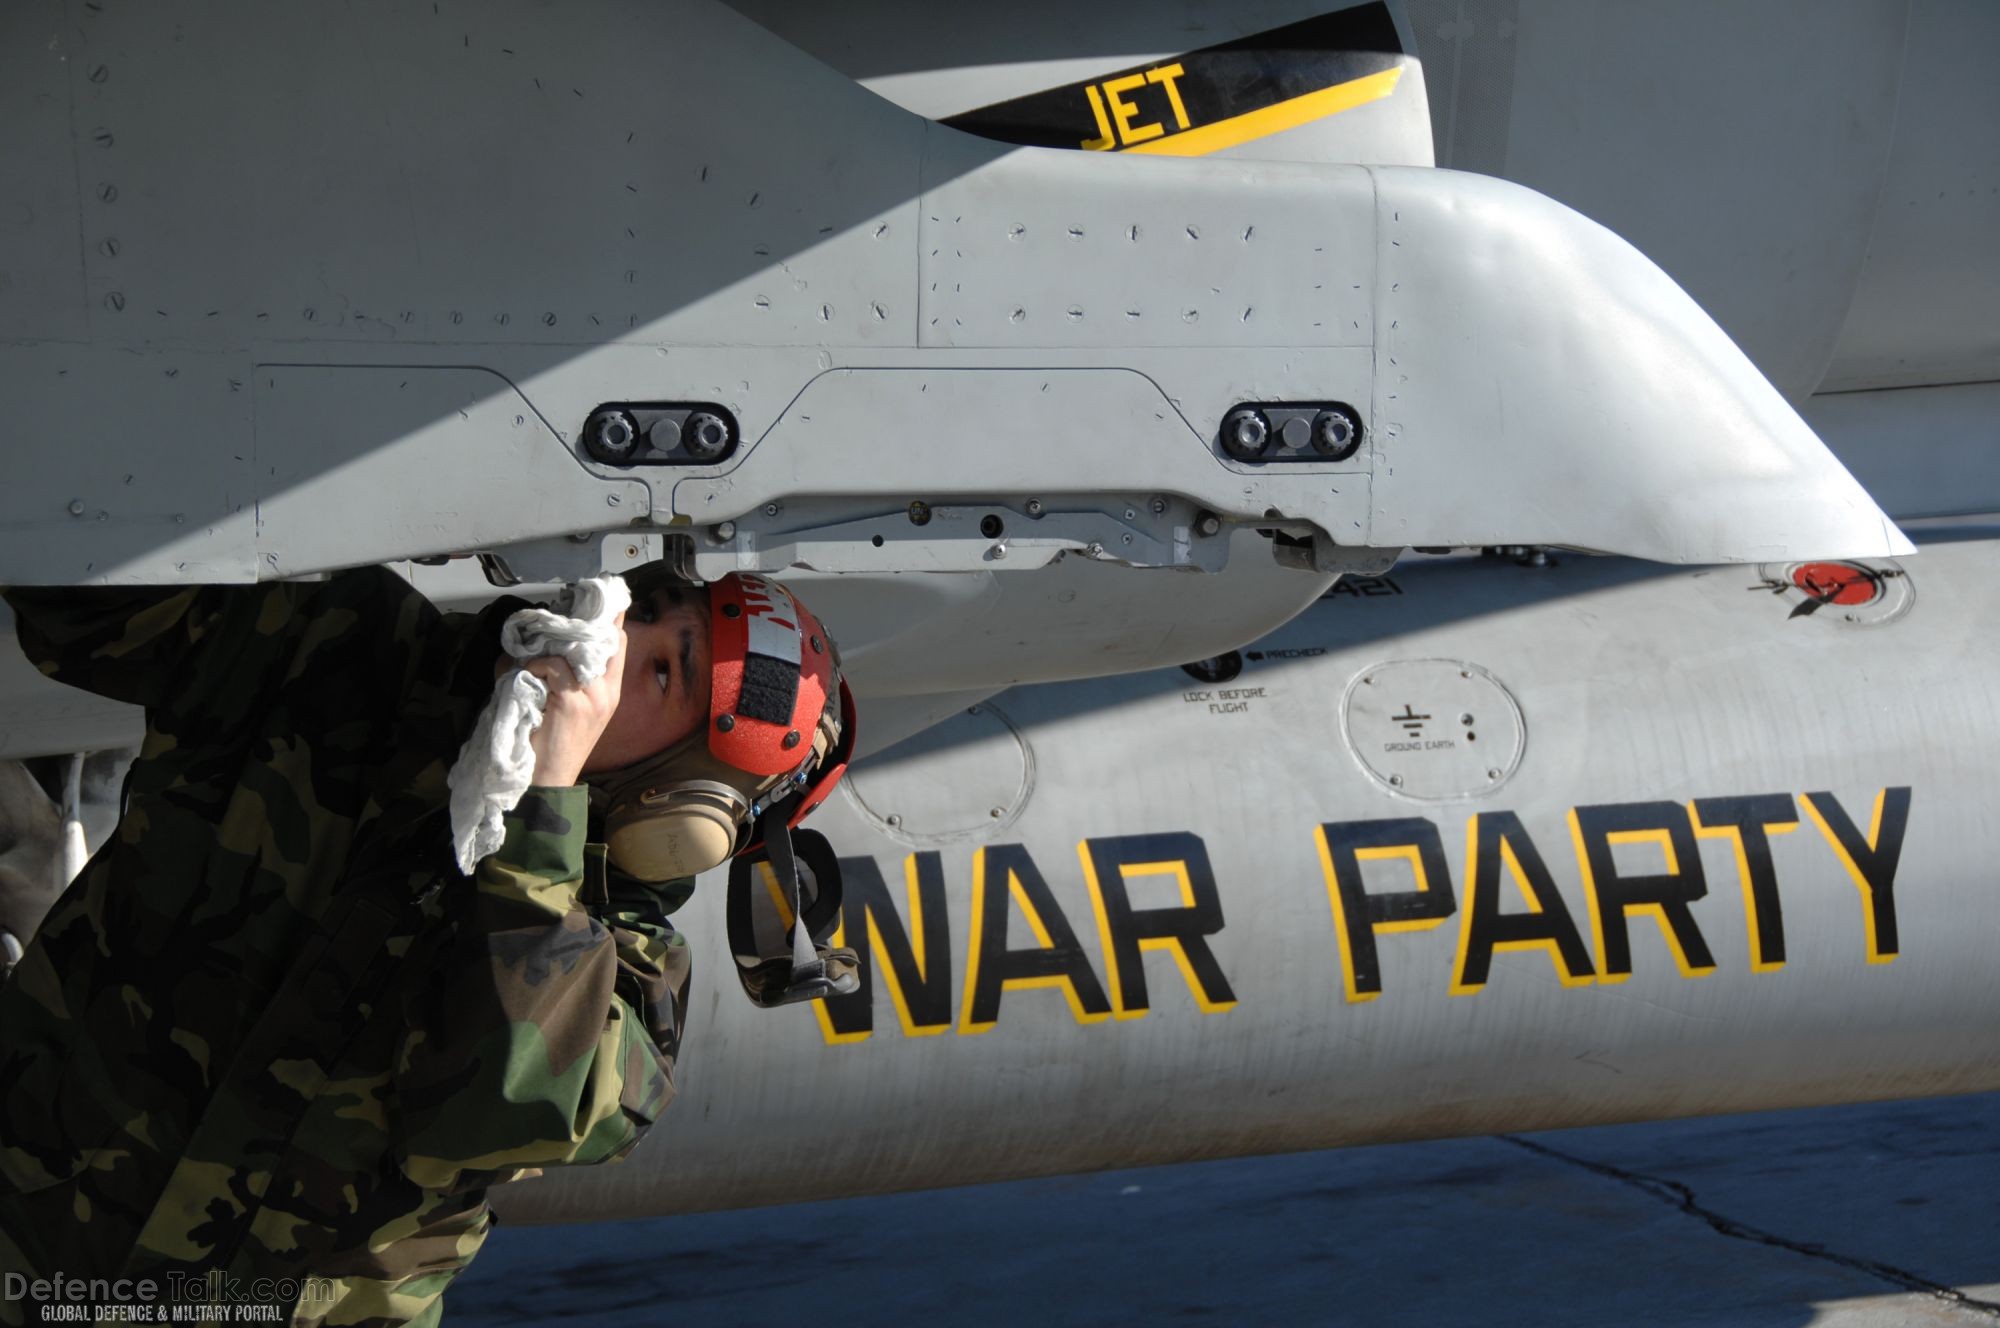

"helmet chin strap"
[758, 799, 824, 987]
[726, 794, 859, 1008]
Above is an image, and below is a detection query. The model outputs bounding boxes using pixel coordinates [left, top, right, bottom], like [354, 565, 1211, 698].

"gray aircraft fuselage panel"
[497, 534, 1997, 1223]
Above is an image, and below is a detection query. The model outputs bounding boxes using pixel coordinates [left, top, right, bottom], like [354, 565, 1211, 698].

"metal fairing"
[499, 535, 2000, 1222]
[1, 0, 1903, 632]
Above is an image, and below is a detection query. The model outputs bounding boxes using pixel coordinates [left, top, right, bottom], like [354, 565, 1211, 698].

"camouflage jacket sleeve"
[4, 584, 243, 707]
[3, 571, 446, 714]
[393, 786, 692, 1192]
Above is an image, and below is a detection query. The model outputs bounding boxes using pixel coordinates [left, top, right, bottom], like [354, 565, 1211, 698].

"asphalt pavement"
[450, 1090, 2000, 1326]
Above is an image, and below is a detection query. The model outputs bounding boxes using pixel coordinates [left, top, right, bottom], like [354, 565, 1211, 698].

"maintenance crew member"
[0, 563, 849, 1326]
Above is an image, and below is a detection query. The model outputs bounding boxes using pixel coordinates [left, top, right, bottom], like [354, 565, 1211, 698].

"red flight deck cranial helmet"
[594, 570, 860, 1009]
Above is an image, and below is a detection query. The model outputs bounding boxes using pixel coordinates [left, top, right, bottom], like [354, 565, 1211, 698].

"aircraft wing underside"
[0, 0, 1912, 714]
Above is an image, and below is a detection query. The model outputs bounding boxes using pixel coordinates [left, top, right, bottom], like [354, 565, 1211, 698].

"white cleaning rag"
[447, 574, 633, 873]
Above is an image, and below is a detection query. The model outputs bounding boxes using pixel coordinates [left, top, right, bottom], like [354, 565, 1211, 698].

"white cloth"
[59, 752, 89, 889]
[447, 575, 632, 873]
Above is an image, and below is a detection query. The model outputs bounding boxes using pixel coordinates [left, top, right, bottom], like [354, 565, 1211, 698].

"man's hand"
[522, 611, 626, 788]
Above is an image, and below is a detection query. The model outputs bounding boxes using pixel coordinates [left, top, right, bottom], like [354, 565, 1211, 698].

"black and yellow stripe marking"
[942, 3, 1407, 159]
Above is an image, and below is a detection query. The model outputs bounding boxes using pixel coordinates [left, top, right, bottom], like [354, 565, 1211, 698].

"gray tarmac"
[451, 1091, 1999, 1326]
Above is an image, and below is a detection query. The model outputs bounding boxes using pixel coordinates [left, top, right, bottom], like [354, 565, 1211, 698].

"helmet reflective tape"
[709, 574, 835, 777]
[725, 817, 859, 1008]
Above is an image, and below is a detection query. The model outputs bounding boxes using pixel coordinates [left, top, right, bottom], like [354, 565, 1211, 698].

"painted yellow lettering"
[959, 844, 1113, 1034]
[1449, 811, 1594, 996]
[1081, 85, 1117, 151]
[1103, 72, 1164, 146]
[1079, 833, 1237, 1019]
[1801, 788, 1910, 964]
[810, 853, 956, 1043]
[1146, 62, 1192, 130]
[1315, 818, 1455, 1004]
[1690, 795, 1798, 973]
[1570, 803, 1717, 983]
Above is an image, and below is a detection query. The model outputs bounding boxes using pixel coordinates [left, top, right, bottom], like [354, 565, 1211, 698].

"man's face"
[584, 584, 712, 774]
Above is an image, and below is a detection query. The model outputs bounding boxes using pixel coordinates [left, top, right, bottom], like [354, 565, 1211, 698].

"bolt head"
[67, 499, 85, 516]
[763, 502, 781, 518]
[1388, 774, 1404, 787]
[885, 814, 902, 828]
[716, 715, 735, 732]
[584, 409, 641, 463]
[1311, 406, 1364, 460]
[989, 807, 1006, 819]
[1150, 497, 1168, 515]
[714, 520, 737, 542]
[1221, 407, 1272, 460]
[682, 411, 732, 460]
[1196, 515, 1222, 537]
[1025, 499, 1044, 517]
[1487, 768, 1501, 780]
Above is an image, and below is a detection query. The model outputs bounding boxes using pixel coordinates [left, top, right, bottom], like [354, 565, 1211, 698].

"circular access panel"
[1341, 659, 1525, 801]
[843, 701, 1034, 845]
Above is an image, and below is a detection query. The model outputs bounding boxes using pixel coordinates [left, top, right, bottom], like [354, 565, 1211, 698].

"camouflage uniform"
[0, 570, 692, 1326]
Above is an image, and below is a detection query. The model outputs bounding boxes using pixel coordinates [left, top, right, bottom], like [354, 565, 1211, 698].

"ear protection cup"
[596, 736, 774, 882]
[604, 781, 747, 881]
